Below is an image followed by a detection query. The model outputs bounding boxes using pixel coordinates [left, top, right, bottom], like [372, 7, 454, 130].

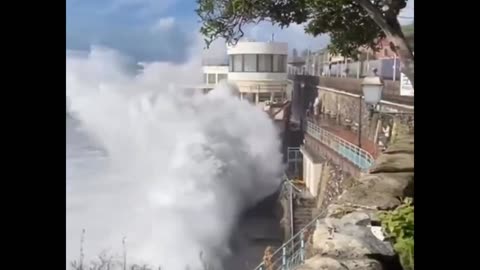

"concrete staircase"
[292, 196, 316, 236]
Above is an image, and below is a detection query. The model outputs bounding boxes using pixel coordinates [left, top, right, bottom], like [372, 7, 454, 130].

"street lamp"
[355, 75, 385, 148]
[361, 75, 384, 109]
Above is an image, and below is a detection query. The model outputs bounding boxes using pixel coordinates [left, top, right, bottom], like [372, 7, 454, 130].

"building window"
[203, 74, 207, 83]
[229, 56, 234, 72]
[207, 74, 216, 84]
[217, 73, 228, 82]
[243, 54, 257, 72]
[229, 54, 287, 72]
[273, 55, 286, 72]
[258, 92, 271, 102]
[233, 54, 243, 72]
[245, 93, 256, 103]
[273, 92, 284, 101]
[258, 54, 273, 72]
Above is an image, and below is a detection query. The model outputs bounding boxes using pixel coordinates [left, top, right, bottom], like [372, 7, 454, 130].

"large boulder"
[383, 135, 414, 154]
[337, 185, 401, 210]
[357, 173, 414, 198]
[295, 256, 346, 270]
[294, 134, 413, 270]
[339, 212, 371, 227]
[311, 220, 394, 259]
[369, 153, 414, 173]
[369, 135, 414, 174]
[295, 255, 383, 270]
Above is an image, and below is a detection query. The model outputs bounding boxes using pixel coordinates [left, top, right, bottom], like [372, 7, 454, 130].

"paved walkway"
[308, 115, 379, 157]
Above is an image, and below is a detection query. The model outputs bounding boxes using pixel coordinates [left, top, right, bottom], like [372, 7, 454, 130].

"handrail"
[250, 129, 376, 270]
[282, 177, 303, 194]
[252, 195, 328, 270]
[305, 121, 374, 172]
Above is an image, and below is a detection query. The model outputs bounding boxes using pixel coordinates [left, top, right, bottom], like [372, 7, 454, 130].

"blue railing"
[305, 121, 374, 171]
[250, 124, 376, 270]
[252, 188, 327, 270]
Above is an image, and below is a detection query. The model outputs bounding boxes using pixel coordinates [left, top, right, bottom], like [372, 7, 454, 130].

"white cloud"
[151, 17, 176, 32]
[104, 0, 179, 16]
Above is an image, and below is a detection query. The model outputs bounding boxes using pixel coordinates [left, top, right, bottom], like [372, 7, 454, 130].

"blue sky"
[67, 0, 414, 63]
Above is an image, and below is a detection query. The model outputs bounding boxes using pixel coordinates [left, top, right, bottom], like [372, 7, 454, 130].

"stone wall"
[317, 87, 414, 149]
[319, 77, 413, 106]
[297, 134, 414, 270]
[304, 133, 363, 178]
[318, 90, 376, 141]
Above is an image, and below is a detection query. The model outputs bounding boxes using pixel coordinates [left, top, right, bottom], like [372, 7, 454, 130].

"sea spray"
[66, 47, 283, 270]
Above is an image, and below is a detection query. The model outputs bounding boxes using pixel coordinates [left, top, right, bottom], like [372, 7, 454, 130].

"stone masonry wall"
[319, 77, 414, 106]
[297, 134, 414, 270]
[304, 133, 362, 179]
[318, 90, 376, 141]
[317, 88, 414, 149]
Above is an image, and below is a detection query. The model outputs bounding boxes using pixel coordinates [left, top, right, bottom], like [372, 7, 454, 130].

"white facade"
[226, 41, 288, 105]
[202, 65, 229, 86]
[300, 146, 324, 197]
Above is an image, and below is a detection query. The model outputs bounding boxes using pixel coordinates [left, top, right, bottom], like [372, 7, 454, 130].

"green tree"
[196, 0, 414, 87]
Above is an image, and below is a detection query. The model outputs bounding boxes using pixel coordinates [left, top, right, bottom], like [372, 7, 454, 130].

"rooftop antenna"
[270, 18, 275, 42]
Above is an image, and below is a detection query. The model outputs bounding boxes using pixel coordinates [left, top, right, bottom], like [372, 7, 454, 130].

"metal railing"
[252, 199, 327, 270]
[280, 174, 302, 241]
[305, 121, 374, 171]
[249, 125, 376, 270]
[286, 147, 302, 178]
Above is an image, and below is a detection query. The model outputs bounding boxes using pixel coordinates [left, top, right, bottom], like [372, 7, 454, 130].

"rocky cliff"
[297, 134, 414, 270]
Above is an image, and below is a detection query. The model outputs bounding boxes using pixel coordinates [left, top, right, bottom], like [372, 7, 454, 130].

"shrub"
[378, 197, 414, 270]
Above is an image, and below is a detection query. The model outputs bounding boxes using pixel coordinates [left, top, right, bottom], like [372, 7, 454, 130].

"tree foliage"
[378, 197, 414, 270]
[196, 0, 409, 60]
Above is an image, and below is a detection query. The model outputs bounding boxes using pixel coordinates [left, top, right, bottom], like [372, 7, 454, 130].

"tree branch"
[353, 0, 396, 36]
[354, 0, 414, 87]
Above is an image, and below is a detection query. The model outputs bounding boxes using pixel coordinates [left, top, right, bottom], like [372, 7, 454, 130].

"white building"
[226, 40, 288, 106]
[200, 41, 289, 105]
[198, 41, 291, 136]
[202, 65, 229, 87]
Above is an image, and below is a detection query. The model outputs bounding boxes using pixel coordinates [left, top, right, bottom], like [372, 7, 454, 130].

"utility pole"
[358, 96, 362, 148]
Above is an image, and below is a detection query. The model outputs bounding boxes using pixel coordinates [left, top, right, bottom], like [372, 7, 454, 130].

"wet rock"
[340, 258, 383, 270]
[295, 255, 383, 270]
[382, 135, 413, 154]
[293, 133, 414, 270]
[338, 224, 394, 257]
[339, 212, 371, 227]
[295, 255, 346, 270]
[311, 221, 394, 260]
[358, 173, 414, 198]
[327, 204, 379, 224]
[369, 134, 414, 174]
[382, 142, 413, 154]
[326, 204, 358, 219]
[337, 185, 401, 210]
[369, 153, 414, 173]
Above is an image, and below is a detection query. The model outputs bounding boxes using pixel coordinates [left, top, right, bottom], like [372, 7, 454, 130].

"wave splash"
[66, 46, 283, 270]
